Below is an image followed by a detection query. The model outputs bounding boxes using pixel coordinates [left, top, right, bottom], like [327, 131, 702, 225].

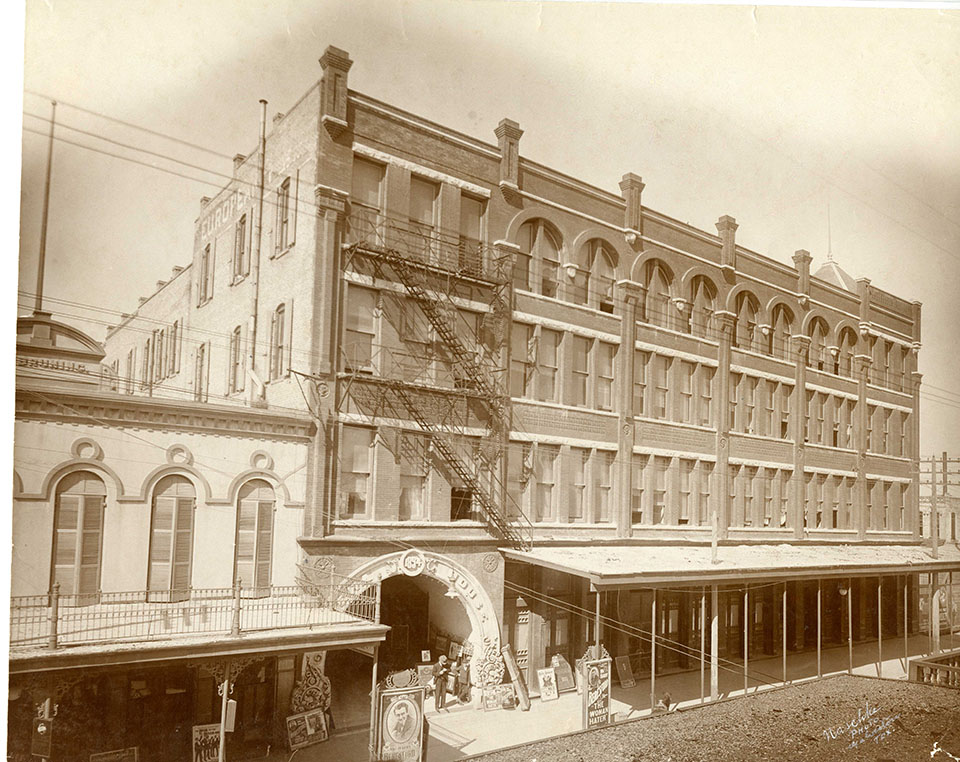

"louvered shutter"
[149, 496, 176, 593]
[171, 496, 194, 597]
[255, 500, 273, 590]
[235, 497, 257, 590]
[78, 494, 103, 598]
[53, 494, 81, 594]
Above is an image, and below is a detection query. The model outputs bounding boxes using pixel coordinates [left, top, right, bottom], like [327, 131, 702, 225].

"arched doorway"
[341, 549, 505, 687]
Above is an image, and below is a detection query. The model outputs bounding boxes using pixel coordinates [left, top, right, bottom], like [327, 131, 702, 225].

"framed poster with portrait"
[536, 667, 559, 702]
[447, 641, 461, 661]
[481, 686, 501, 712]
[375, 686, 425, 762]
[420, 650, 431, 663]
[285, 708, 328, 751]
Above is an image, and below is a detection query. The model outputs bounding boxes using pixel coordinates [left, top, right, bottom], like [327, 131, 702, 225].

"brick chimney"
[619, 173, 645, 241]
[495, 118, 523, 193]
[716, 215, 738, 271]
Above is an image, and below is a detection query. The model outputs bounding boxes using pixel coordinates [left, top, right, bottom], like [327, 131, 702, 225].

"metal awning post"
[877, 578, 883, 678]
[903, 575, 909, 673]
[743, 586, 748, 695]
[817, 579, 822, 679]
[847, 577, 853, 675]
[711, 584, 719, 701]
[782, 582, 787, 685]
[650, 589, 657, 713]
[594, 589, 601, 657]
[700, 588, 706, 704]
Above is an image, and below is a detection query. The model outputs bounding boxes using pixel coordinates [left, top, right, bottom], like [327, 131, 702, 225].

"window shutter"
[274, 186, 281, 256]
[174, 321, 181, 374]
[239, 324, 247, 391]
[246, 206, 254, 275]
[284, 299, 294, 376]
[209, 240, 216, 299]
[53, 494, 81, 594]
[172, 496, 194, 595]
[290, 170, 299, 248]
[205, 341, 211, 402]
[149, 495, 176, 592]
[235, 497, 257, 589]
[255, 500, 273, 589]
[78, 494, 104, 597]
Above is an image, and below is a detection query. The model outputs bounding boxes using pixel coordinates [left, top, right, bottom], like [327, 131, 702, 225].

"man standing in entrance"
[432, 655, 450, 711]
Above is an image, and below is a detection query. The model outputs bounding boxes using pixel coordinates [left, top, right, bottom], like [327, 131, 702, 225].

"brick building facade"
[99, 44, 960, 714]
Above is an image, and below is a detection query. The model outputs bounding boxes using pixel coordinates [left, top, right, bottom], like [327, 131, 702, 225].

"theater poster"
[581, 657, 612, 731]
[374, 686, 425, 762]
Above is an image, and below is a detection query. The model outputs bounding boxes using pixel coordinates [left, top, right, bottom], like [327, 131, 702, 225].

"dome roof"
[814, 259, 857, 292]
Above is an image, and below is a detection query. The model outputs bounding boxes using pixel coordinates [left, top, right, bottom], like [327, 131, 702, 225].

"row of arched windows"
[51, 472, 276, 600]
[511, 218, 908, 388]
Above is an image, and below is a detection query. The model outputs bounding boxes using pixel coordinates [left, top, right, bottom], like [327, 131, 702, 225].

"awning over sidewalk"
[502, 544, 960, 588]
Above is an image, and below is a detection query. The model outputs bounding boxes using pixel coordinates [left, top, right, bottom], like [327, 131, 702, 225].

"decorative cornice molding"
[15, 385, 315, 441]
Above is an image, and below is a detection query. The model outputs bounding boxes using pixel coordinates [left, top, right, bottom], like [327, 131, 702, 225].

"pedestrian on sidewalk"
[432, 655, 450, 711]
[457, 655, 471, 704]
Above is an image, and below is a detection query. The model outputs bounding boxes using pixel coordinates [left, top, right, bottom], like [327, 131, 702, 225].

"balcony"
[9, 578, 380, 653]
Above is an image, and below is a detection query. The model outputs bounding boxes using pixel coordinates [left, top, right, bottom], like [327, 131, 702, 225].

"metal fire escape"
[338, 211, 532, 550]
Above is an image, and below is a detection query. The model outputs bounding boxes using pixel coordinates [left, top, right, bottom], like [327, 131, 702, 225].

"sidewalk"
[278, 631, 959, 761]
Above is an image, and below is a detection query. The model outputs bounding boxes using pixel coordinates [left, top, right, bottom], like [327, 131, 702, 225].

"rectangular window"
[571, 336, 590, 407]
[541, 246, 559, 299]
[632, 454, 646, 524]
[276, 177, 292, 252]
[345, 286, 377, 371]
[595, 451, 614, 523]
[654, 355, 670, 419]
[341, 427, 373, 518]
[350, 158, 384, 244]
[729, 372, 741, 431]
[804, 391, 814, 442]
[399, 434, 427, 521]
[699, 367, 714, 426]
[168, 321, 180, 377]
[679, 460, 693, 524]
[764, 381, 776, 437]
[198, 244, 212, 304]
[867, 405, 876, 452]
[459, 195, 484, 275]
[269, 304, 286, 381]
[569, 448, 589, 522]
[881, 409, 890, 454]
[409, 176, 439, 262]
[536, 329, 561, 402]
[193, 342, 208, 402]
[743, 466, 757, 526]
[141, 339, 151, 389]
[744, 377, 757, 433]
[510, 323, 535, 398]
[680, 362, 695, 424]
[233, 213, 249, 280]
[653, 456, 668, 524]
[814, 393, 825, 444]
[780, 385, 792, 439]
[633, 351, 648, 416]
[535, 445, 558, 522]
[698, 462, 713, 525]
[900, 412, 908, 457]
[596, 342, 616, 411]
[229, 325, 244, 393]
[762, 468, 774, 527]
[816, 474, 826, 528]
[780, 470, 791, 527]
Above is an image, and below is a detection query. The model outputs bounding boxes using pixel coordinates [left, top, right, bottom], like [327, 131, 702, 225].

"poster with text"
[376, 686, 425, 762]
[191, 725, 220, 762]
[581, 657, 612, 731]
[537, 667, 559, 701]
[615, 655, 636, 688]
[286, 708, 329, 751]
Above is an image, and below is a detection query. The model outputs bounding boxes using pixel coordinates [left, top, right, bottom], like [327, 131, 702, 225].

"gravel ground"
[467, 675, 960, 762]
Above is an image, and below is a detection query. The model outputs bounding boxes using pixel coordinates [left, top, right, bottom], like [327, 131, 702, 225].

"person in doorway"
[432, 655, 450, 711]
[456, 656, 471, 704]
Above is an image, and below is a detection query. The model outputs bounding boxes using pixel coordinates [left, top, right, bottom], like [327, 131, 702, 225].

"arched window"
[689, 276, 717, 338]
[837, 327, 857, 377]
[570, 239, 617, 312]
[147, 475, 196, 601]
[235, 479, 275, 593]
[733, 292, 760, 352]
[52, 471, 106, 601]
[641, 261, 673, 328]
[515, 220, 562, 297]
[771, 305, 794, 361]
[808, 318, 829, 371]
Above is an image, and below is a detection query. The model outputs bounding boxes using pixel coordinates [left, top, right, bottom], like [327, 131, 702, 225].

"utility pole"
[36, 100, 57, 313]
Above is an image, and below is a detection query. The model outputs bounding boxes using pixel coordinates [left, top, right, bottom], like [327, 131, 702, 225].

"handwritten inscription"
[820, 700, 900, 749]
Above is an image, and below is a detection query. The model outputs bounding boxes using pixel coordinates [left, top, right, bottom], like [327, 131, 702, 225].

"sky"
[12, 0, 960, 458]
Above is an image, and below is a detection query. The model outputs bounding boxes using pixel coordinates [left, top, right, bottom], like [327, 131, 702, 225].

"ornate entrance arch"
[343, 549, 505, 687]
